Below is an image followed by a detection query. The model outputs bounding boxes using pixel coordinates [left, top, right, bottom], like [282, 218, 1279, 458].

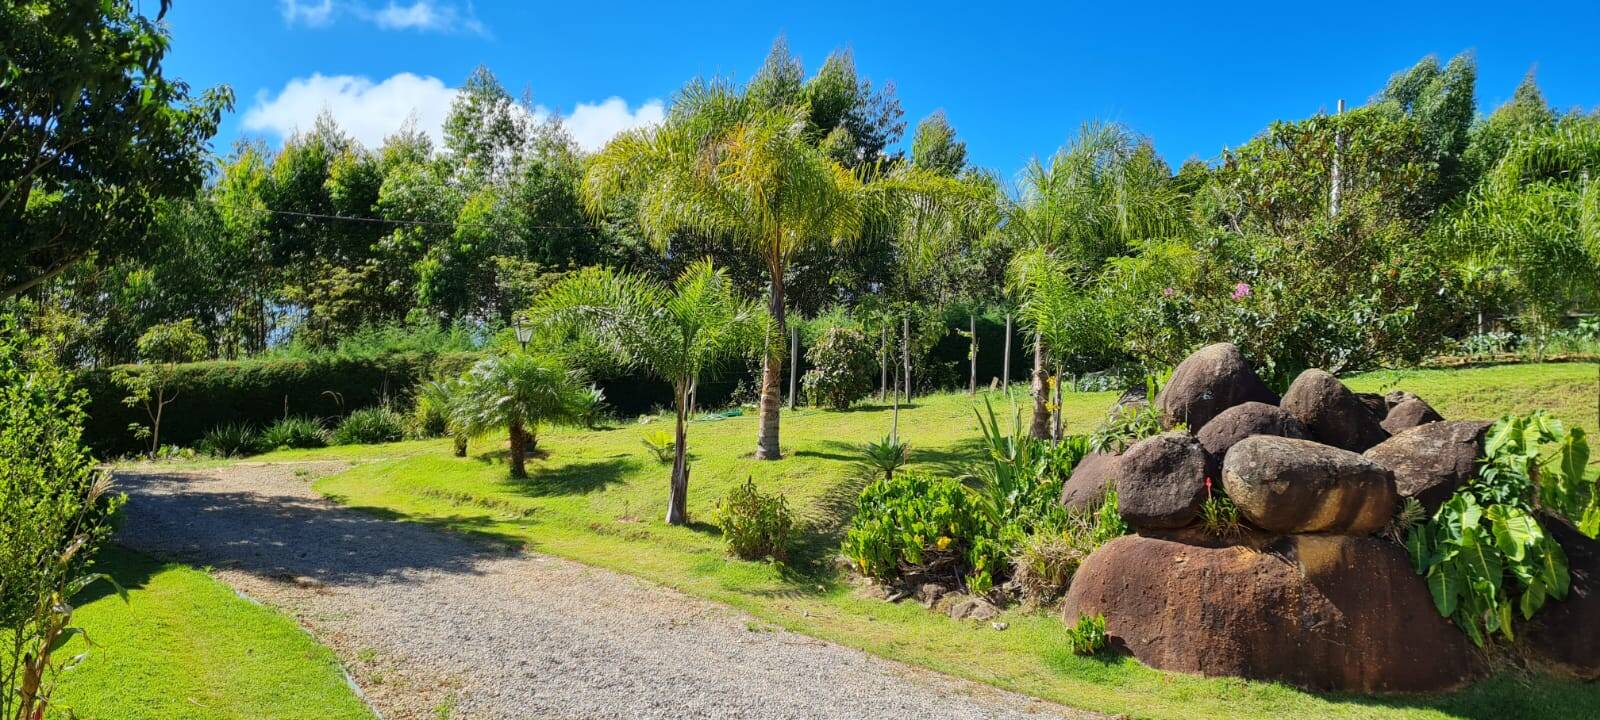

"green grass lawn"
[179, 362, 1600, 720]
[49, 546, 374, 720]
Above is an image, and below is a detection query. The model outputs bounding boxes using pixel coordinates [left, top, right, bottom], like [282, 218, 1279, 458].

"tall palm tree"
[453, 352, 592, 479]
[533, 259, 766, 524]
[584, 80, 975, 460]
[997, 122, 1188, 438]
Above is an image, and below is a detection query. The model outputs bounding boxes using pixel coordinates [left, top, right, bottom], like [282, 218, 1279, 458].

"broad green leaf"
[1488, 504, 1539, 561]
[1540, 540, 1572, 600]
[1426, 569, 1459, 617]
[1406, 527, 1430, 574]
[1498, 602, 1516, 642]
[1521, 578, 1546, 620]
[1581, 503, 1600, 539]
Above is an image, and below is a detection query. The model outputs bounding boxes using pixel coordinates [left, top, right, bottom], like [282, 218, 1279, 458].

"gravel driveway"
[113, 463, 1099, 720]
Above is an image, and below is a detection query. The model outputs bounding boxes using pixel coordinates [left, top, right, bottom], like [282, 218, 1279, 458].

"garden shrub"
[196, 422, 260, 458]
[0, 318, 125, 720]
[860, 435, 910, 480]
[801, 326, 876, 410]
[842, 470, 1005, 593]
[1011, 488, 1129, 605]
[641, 430, 675, 464]
[259, 416, 327, 450]
[331, 406, 406, 446]
[1063, 613, 1109, 656]
[1407, 412, 1594, 646]
[711, 478, 794, 561]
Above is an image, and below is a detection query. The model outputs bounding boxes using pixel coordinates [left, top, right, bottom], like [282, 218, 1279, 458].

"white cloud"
[564, 97, 666, 152]
[243, 73, 459, 149]
[279, 0, 486, 35]
[373, 1, 485, 35]
[243, 73, 664, 154]
[280, 0, 334, 26]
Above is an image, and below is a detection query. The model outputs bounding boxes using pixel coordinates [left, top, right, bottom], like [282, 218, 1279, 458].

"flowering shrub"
[801, 326, 876, 410]
[841, 470, 1005, 592]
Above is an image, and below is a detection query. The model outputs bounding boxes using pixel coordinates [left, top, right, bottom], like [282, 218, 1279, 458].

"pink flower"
[1231, 282, 1252, 300]
[1161, 287, 1176, 298]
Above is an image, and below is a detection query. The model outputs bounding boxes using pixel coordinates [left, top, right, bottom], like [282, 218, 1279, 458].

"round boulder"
[1062, 534, 1479, 692]
[1155, 343, 1278, 432]
[1363, 421, 1490, 513]
[1222, 435, 1397, 535]
[1060, 452, 1121, 510]
[1115, 432, 1209, 530]
[1195, 401, 1309, 459]
[1381, 397, 1446, 434]
[1281, 369, 1390, 452]
[1523, 513, 1600, 679]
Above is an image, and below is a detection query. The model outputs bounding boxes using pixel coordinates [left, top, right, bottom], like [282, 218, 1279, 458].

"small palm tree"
[533, 258, 766, 524]
[453, 353, 592, 479]
[585, 81, 980, 461]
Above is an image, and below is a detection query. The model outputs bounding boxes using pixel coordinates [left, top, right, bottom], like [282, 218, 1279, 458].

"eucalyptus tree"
[997, 122, 1188, 437]
[584, 80, 972, 460]
[533, 259, 766, 524]
[453, 352, 592, 479]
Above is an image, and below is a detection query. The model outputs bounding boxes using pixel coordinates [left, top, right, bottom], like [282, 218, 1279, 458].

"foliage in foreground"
[711, 478, 795, 562]
[330, 406, 406, 447]
[1063, 613, 1110, 656]
[0, 319, 126, 720]
[1408, 412, 1593, 646]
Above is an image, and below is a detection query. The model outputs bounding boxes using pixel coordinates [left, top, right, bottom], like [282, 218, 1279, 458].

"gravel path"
[113, 463, 1100, 720]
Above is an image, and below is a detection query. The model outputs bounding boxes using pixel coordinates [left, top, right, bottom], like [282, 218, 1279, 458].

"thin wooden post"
[787, 324, 799, 410]
[1002, 312, 1012, 391]
[1331, 98, 1345, 217]
[902, 315, 912, 403]
[967, 313, 977, 396]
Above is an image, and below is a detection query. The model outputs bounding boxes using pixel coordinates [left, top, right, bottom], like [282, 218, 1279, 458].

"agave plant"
[861, 435, 910, 480]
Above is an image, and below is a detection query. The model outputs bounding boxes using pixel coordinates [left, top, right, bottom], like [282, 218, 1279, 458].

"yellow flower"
[935, 536, 953, 551]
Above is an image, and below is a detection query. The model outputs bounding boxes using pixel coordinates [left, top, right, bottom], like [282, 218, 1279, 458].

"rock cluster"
[1059, 342, 1598, 692]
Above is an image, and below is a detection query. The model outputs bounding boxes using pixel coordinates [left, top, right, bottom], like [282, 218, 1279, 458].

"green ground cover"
[49, 547, 374, 720]
[122, 362, 1600, 720]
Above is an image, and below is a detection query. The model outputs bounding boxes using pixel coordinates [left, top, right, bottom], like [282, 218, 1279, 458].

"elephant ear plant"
[533, 259, 767, 525]
[1407, 411, 1593, 646]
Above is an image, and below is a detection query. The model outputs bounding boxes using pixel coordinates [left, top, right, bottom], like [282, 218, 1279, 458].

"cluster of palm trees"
[432, 79, 1189, 527]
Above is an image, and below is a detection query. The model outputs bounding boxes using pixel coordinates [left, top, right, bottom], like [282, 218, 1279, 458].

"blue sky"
[163, 1, 1600, 178]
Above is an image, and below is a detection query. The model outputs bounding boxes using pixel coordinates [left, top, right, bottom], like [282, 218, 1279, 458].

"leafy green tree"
[584, 79, 964, 460]
[534, 259, 766, 524]
[113, 319, 206, 458]
[1376, 52, 1477, 203]
[0, 316, 125, 720]
[453, 352, 591, 479]
[0, 0, 232, 297]
[910, 111, 968, 177]
[1463, 71, 1555, 183]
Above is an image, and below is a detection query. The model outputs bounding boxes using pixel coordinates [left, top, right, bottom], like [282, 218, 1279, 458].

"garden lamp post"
[513, 316, 532, 351]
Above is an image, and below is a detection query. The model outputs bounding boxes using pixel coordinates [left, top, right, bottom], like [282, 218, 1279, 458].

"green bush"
[197, 422, 259, 457]
[711, 478, 794, 561]
[0, 318, 126, 719]
[78, 352, 476, 455]
[801, 326, 876, 410]
[842, 470, 1003, 592]
[861, 435, 909, 480]
[1064, 613, 1109, 655]
[1011, 488, 1129, 604]
[331, 407, 406, 446]
[259, 416, 327, 450]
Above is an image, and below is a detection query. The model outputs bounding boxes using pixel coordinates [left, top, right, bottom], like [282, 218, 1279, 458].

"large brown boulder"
[1060, 452, 1121, 510]
[1114, 432, 1209, 530]
[1523, 514, 1600, 678]
[1381, 397, 1446, 434]
[1155, 343, 1277, 432]
[1281, 369, 1390, 452]
[1222, 435, 1397, 535]
[1363, 421, 1490, 513]
[1061, 534, 1479, 692]
[1195, 401, 1308, 459]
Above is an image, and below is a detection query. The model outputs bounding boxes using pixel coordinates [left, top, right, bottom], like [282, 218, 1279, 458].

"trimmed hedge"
[78, 352, 478, 456]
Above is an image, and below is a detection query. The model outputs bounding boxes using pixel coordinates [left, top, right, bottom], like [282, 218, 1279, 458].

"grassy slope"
[50, 547, 374, 720]
[252, 362, 1600, 720]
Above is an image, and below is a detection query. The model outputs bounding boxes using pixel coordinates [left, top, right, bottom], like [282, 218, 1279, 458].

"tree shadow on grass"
[506, 456, 637, 497]
[909, 436, 988, 476]
[75, 544, 164, 606]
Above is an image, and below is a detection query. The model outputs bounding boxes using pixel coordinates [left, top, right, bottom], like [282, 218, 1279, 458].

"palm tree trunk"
[968, 312, 977, 396]
[891, 359, 901, 445]
[453, 433, 467, 458]
[756, 271, 785, 460]
[1002, 313, 1012, 391]
[1053, 367, 1065, 444]
[508, 421, 528, 479]
[1030, 331, 1050, 440]
[667, 381, 690, 525]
